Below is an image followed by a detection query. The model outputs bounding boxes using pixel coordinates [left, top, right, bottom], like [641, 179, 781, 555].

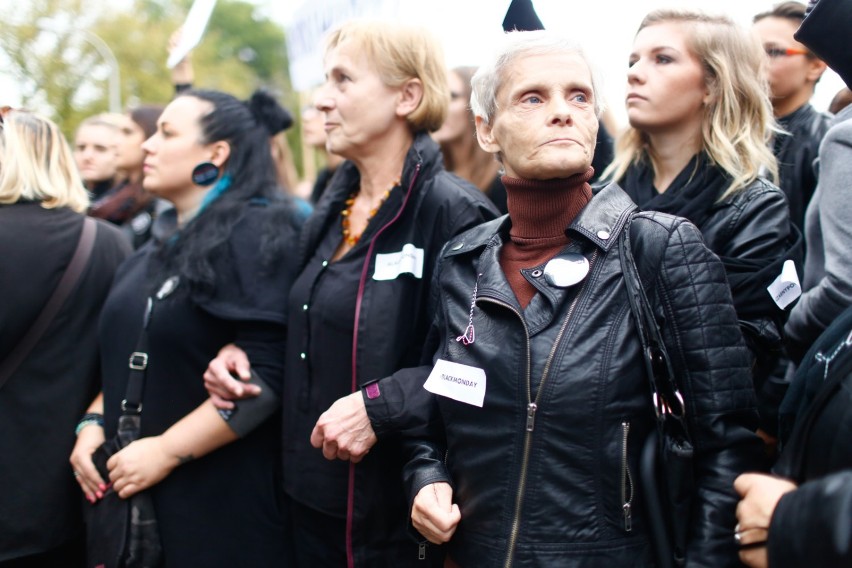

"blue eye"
[655, 55, 673, 64]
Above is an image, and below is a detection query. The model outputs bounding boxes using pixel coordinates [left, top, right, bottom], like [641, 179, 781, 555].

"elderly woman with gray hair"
[387, 30, 763, 566]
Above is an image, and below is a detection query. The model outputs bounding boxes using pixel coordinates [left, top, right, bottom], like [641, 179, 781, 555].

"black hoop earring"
[192, 162, 220, 186]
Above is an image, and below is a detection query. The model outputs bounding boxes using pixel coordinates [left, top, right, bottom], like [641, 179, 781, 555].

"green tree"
[1, 0, 300, 163]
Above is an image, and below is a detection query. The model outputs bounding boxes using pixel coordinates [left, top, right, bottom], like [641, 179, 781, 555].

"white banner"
[167, 0, 218, 68]
[285, 0, 400, 92]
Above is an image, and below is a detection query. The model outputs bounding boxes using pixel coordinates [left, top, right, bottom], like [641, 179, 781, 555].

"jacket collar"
[298, 131, 443, 267]
[444, 181, 637, 257]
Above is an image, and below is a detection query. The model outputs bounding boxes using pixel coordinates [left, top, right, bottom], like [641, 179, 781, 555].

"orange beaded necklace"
[340, 182, 397, 247]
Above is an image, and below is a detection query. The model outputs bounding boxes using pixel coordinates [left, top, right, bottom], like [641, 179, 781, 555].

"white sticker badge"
[423, 359, 487, 407]
[373, 243, 424, 281]
[767, 259, 802, 310]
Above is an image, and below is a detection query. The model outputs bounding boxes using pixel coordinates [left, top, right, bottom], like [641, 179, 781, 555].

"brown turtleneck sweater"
[500, 168, 594, 308]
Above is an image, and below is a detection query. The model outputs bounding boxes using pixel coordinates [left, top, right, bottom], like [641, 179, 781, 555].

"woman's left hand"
[734, 473, 798, 568]
[107, 437, 178, 499]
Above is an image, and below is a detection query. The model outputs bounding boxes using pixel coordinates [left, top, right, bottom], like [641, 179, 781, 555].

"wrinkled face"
[626, 22, 710, 137]
[753, 16, 822, 107]
[141, 96, 215, 201]
[476, 51, 598, 180]
[74, 124, 118, 183]
[315, 40, 404, 160]
[115, 115, 147, 171]
[432, 70, 471, 144]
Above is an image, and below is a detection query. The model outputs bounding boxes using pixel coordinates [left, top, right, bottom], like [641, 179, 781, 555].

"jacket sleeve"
[786, 117, 852, 360]
[363, 189, 497, 438]
[767, 471, 852, 568]
[654, 217, 764, 567]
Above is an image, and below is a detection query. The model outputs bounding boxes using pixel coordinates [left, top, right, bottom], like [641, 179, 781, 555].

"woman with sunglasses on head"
[70, 89, 303, 566]
[605, 9, 802, 451]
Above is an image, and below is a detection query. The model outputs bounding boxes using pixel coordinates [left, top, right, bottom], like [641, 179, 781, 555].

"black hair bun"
[247, 89, 293, 136]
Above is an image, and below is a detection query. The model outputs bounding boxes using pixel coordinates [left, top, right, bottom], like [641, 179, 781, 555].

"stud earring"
[192, 162, 220, 186]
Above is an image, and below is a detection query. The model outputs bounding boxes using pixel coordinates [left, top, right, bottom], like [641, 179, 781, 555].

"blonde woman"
[204, 20, 498, 566]
[0, 110, 130, 565]
[605, 9, 801, 440]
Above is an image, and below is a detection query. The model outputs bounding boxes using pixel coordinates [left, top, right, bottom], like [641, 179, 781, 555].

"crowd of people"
[1, 0, 851, 567]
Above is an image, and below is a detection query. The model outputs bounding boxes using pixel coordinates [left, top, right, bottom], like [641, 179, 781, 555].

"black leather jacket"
[773, 103, 831, 233]
[695, 178, 800, 367]
[283, 132, 498, 567]
[378, 183, 762, 567]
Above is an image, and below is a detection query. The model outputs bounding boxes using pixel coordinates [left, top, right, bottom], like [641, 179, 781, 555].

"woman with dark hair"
[89, 105, 166, 249]
[69, 89, 302, 566]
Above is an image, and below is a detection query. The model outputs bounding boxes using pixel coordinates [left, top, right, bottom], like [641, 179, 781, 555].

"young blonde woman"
[605, 9, 801, 444]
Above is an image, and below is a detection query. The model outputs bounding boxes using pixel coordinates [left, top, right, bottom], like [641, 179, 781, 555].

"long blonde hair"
[0, 110, 89, 212]
[605, 9, 778, 199]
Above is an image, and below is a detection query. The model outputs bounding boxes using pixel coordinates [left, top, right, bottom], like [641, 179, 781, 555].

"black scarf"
[621, 153, 802, 323]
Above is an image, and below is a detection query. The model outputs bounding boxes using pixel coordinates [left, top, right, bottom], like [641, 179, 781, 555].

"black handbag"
[618, 216, 695, 568]
[86, 294, 164, 568]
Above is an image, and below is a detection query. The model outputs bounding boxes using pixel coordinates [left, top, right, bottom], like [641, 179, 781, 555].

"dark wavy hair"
[153, 88, 298, 298]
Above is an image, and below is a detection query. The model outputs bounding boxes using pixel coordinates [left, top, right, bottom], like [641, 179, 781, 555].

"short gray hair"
[470, 30, 605, 124]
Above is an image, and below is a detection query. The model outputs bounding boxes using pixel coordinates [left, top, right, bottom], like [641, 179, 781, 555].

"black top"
[285, 217, 364, 516]
[773, 103, 831, 233]
[0, 202, 131, 560]
[99, 203, 300, 567]
[282, 132, 499, 565]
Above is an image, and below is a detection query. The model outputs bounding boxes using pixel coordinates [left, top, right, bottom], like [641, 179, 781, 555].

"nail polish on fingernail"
[99, 483, 107, 491]
[96, 491, 103, 499]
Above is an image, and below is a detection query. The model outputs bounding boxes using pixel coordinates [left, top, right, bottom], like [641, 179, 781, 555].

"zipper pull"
[623, 503, 633, 532]
[526, 402, 538, 432]
[418, 541, 426, 560]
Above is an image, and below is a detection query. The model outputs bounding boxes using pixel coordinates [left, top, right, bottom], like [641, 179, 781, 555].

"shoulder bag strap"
[618, 214, 686, 422]
[0, 216, 98, 389]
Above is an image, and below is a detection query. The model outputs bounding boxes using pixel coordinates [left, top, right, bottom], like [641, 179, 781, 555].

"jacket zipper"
[484, 250, 598, 568]
[621, 421, 634, 532]
[347, 162, 422, 568]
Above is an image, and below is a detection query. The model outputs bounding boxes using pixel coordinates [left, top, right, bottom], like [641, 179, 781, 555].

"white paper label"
[767, 259, 802, 310]
[423, 359, 486, 407]
[373, 243, 424, 281]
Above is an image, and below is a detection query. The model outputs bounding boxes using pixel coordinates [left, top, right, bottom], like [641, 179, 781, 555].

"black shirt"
[99, 203, 299, 566]
[0, 202, 130, 560]
[285, 188, 399, 517]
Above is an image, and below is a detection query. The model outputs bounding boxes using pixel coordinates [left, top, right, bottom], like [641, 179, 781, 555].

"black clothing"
[309, 166, 337, 205]
[89, 179, 167, 249]
[796, 0, 852, 89]
[0, 203, 131, 562]
[620, 156, 801, 407]
[768, 305, 852, 567]
[283, 132, 498, 567]
[591, 122, 614, 183]
[99, 202, 301, 567]
[484, 175, 508, 214]
[773, 103, 831, 233]
[287, 495, 347, 566]
[390, 183, 761, 566]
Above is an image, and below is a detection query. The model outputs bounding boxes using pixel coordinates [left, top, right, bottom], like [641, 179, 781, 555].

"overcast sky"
[265, 0, 844, 128]
[2, 0, 844, 128]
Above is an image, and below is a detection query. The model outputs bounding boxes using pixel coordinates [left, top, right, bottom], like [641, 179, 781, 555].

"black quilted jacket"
[369, 182, 763, 567]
